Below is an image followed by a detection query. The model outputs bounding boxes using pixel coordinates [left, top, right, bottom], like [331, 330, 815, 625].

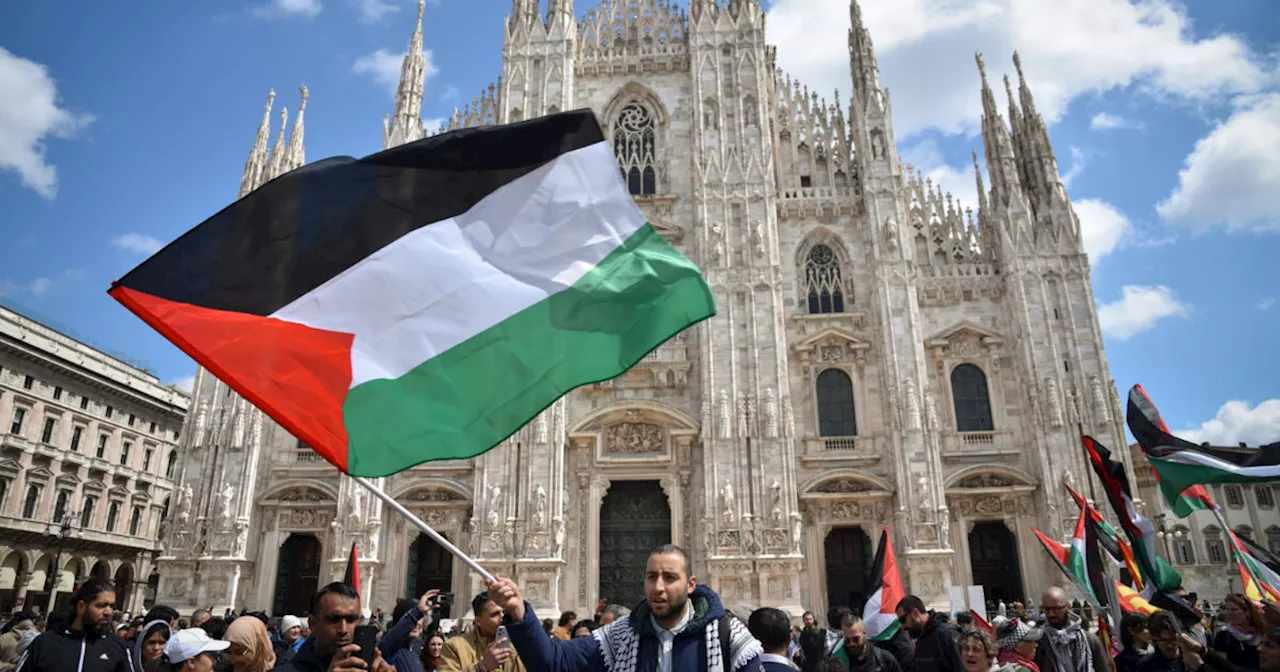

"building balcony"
[800, 434, 881, 466]
[939, 430, 1018, 460]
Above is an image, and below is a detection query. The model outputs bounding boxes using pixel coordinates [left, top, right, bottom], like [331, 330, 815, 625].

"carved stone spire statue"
[268, 106, 289, 180]
[718, 389, 732, 439]
[239, 90, 275, 198]
[763, 388, 778, 438]
[285, 85, 308, 171]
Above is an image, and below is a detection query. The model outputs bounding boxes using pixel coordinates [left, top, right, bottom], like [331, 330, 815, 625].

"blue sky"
[0, 0, 1277, 444]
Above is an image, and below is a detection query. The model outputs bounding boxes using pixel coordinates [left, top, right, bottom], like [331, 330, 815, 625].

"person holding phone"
[437, 593, 525, 672]
[272, 583, 395, 672]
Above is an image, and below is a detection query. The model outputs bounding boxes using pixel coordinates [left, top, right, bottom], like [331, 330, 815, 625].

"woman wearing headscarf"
[223, 616, 276, 672]
[1214, 595, 1264, 670]
[134, 620, 173, 672]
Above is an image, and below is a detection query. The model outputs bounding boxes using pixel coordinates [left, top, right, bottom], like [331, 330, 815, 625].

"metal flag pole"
[352, 476, 496, 583]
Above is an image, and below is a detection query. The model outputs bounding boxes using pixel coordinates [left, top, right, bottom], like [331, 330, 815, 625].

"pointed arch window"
[816, 369, 857, 437]
[614, 103, 657, 196]
[804, 244, 845, 314]
[951, 364, 994, 432]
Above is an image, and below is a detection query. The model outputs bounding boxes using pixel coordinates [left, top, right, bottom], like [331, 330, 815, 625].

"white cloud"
[353, 48, 439, 97]
[253, 0, 322, 19]
[1156, 92, 1280, 233]
[352, 0, 398, 23]
[1060, 146, 1087, 188]
[1073, 198, 1130, 263]
[0, 48, 93, 199]
[0, 277, 54, 298]
[1258, 298, 1275, 311]
[1181, 399, 1280, 446]
[169, 375, 196, 393]
[765, 0, 1273, 139]
[112, 233, 163, 255]
[1090, 112, 1141, 131]
[1097, 285, 1191, 339]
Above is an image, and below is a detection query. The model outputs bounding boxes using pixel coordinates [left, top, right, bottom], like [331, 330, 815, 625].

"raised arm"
[487, 576, 604, 672]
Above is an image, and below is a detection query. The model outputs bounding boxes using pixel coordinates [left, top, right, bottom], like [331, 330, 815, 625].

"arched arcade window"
[816, 369, 857, 437]
[614, 103, 657, 196]
[804, 244, 845, 314]
[951, 364, 994, 432]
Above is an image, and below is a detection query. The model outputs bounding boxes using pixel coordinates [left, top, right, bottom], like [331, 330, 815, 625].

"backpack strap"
[718, 614, 734, 671]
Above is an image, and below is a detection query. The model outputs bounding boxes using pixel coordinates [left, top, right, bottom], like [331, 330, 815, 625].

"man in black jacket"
[274, 582, 394, 672]
[16, 579, 134, 672]
[896, 596, 962, 672]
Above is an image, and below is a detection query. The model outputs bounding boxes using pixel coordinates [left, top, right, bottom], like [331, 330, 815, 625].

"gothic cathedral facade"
[156, 0, 1133, 620]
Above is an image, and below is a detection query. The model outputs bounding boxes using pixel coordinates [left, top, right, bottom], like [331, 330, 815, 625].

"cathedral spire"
[268, 106, 289, 181]
[976, 53, 1021, 206]
[238, 89, 275, 199]
[386, 1, 427, 148]
[285, 85, 307, 172]
[394, 0, 426, 124]
[547, 0, 573, 24]
[1011, 52, 1064, 209]
[847, 0, 882, 107]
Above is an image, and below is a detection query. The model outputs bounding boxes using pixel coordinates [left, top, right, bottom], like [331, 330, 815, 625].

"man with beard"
[895, 595, 962, 672]
[274, 583, 394, 672]
[15, 579, 133, 671]
[1033, 588, 1108, 672]
[834, 615, 901, 672]
[489, 544, 764, 672]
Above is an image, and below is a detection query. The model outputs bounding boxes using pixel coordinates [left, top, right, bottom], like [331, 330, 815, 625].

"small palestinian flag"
[109, 110, 716, 477]
[344, 542, 360, 596]
[1033, 504, 1097, 607]
[863, 527, 904, 642]
[1128, 384, 1280, 512]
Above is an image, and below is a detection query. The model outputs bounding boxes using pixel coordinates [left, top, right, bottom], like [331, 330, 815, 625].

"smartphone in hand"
[354, 624, 379, 666]
[496, 625, 509, 648]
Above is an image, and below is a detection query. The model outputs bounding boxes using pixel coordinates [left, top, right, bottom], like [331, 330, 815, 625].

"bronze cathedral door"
[598, 480, 672, 607]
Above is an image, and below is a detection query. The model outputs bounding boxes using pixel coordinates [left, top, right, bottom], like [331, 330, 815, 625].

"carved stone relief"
[604, 423, 663, 455]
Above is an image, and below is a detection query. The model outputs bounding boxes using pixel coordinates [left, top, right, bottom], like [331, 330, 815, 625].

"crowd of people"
[4, 543, 1280, 672]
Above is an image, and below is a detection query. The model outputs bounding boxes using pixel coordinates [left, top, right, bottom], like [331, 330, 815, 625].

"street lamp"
[42, 504, 84, 615]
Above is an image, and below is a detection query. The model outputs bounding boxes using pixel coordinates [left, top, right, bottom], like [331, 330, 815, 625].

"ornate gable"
[925, 321, 1003, 360]
[792, 327, 872, 370]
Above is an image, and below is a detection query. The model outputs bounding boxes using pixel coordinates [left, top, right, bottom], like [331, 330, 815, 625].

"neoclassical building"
[157, 0, 1134, 619]
[0, 303, 189, 615]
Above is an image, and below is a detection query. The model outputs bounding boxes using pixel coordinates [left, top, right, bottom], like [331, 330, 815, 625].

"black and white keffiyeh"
[592, 613, 762, 672]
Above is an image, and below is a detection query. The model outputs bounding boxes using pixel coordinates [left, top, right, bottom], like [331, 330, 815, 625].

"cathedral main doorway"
[273, 534, 322, 616]
[599, 480, 671, 607]
[405, 533, 454, 617]
[825, 526, 872, 612]
[968, 521, 1025, 604]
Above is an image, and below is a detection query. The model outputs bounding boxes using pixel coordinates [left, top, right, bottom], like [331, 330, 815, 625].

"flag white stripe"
[1160, 450, 1280, 479]
[271, 141, 646, 388]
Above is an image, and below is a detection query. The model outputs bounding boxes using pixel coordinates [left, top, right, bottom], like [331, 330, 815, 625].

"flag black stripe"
[114, 110, 606, 316]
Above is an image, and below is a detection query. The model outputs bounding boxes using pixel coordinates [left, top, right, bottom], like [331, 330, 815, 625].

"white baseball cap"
[164, 628, 231, 663]
[281, 615, 304, 632]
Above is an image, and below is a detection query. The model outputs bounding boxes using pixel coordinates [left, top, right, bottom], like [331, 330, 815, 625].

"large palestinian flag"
[863, 527, 904, 642]
[1128, 384, 1280, 510]
[109, 110, 717, 477]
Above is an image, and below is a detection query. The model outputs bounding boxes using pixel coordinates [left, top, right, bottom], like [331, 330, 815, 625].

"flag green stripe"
[340, 222, 715, 477]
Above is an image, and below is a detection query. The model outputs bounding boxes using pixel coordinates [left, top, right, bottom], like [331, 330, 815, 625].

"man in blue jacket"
[487, 544, 763, 672]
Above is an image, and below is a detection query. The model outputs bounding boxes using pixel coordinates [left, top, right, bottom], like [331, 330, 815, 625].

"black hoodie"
[15, 625, 134, 672]
[911, 612, 963, 672]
